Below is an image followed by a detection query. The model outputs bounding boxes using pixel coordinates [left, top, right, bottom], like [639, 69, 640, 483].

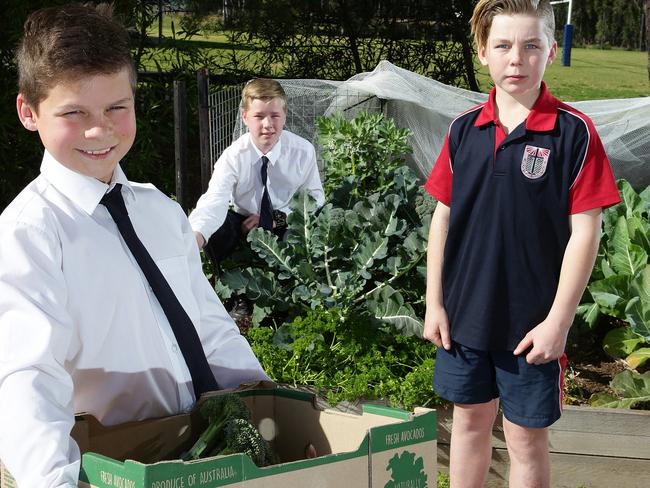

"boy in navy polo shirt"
[423, 1, 620, 486]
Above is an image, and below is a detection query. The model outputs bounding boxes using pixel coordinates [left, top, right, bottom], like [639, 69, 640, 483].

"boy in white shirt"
[0, 4, 268, 486]
[189, 79, 325, 273]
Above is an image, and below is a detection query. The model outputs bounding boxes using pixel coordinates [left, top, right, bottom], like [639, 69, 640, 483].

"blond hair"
[241, 78, 287, 111]
[470, 0, 555, 49]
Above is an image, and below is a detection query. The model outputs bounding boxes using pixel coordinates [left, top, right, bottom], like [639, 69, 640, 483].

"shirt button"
[172, 344, 179, 353]
[500, 145, 506, 150]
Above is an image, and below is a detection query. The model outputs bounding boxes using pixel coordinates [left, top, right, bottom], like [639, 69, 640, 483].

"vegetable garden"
[210, 110, 650, 413]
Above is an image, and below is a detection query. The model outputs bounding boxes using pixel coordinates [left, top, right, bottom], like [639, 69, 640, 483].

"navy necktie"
[259, 156, 274, 231]
[101, 184, 218, 398]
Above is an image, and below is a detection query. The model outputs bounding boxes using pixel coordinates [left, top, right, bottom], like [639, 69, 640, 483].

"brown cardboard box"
[2, 386, 437, 488]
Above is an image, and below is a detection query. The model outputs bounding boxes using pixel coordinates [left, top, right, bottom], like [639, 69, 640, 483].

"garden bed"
[564, 320, 631, 407]
[233, 311, 632, 410]
[437, 404, 650, 488]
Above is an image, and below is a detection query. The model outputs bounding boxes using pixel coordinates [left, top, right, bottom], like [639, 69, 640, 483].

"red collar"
[474, 82, 559, 132]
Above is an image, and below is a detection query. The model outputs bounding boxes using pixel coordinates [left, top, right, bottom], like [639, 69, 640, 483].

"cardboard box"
[2, 386, 437, 488]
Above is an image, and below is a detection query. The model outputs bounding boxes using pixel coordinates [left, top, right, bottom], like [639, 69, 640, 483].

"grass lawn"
[148, 13, 237, 46]
[476, 46, 650, 101]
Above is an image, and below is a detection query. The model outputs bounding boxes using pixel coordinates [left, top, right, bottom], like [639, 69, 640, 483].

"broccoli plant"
[182, 393, 275, 466]
[215, 111, 436, 337]
[317, 111, 413, 202]
[217, 166, 436, 337]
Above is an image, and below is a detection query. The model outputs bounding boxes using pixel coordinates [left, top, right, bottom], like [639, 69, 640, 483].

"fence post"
[173, 80, 188, 211]
[197, 68, 211, 193]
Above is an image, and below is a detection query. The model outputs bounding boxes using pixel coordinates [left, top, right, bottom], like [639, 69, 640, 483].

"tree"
[555, 0, 645, 49]
[214, 0, 480, 90]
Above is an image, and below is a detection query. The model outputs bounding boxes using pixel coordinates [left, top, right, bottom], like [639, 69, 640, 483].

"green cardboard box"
[3, 386, 437, 488]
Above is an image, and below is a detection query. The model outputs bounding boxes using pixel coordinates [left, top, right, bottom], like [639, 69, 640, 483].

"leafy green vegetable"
[602, 327, 644, 358]
[317, 111, 413, 201]
[626, 348, 650, 370]
[182, 393, 275, 466]
[217, 111, 433, 334]
[589, 371, 650, 409]
[247, 308, 441, 409]
[182, 393, 250, 460]
[574, 301, 600, 331]
[220, 165, 433, 335]
[626, 266, 650, 340]
[209, 418, 277, 467]
[576, 180, 650, 409]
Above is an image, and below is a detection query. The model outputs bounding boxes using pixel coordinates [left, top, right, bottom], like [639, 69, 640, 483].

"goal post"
[551, 0, 573, 66]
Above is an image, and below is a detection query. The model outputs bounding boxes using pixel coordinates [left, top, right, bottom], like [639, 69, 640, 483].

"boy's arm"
[188, 153, 238, 248]
[423, 201, 451, 350]
[0, 222, 79, 487]
[513, 208, 602, 364]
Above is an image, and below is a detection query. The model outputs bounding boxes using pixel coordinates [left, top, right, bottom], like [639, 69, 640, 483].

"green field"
[150, 14, 650, 101]
[476, 47, 650, 101]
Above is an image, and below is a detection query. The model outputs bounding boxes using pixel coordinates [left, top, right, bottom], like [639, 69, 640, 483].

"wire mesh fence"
[208, 83, 245, 171]
[202, 79, 385, 177]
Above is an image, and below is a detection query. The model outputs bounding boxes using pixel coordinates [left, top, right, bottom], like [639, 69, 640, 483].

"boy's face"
[478, 14, 557, 104]
[241, 97, 286, 154]
[16, 68, 136, 184]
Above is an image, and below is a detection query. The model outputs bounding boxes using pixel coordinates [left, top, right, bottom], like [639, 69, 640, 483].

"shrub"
[247, 308, 441, 409]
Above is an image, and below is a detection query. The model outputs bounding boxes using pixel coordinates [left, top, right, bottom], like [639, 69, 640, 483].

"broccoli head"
[200, 393, 251, 423]
[210, 417, 276, 467]
[182, 393, 251, 461]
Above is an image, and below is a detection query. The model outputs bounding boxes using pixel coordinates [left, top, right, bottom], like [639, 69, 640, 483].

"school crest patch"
[521, 145, 550, 179]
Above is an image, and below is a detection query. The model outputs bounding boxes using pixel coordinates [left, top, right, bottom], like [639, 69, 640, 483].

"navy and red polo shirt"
[425, 83, 621, 351]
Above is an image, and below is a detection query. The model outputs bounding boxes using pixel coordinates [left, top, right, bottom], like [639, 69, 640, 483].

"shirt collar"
[40, 150, 135, 215]
[474, 82, 559, 132]
[249, 133, 282, 165]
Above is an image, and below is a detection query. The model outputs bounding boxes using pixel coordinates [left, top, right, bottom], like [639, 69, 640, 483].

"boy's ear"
[16, 94, 38, 132]
[547, 41, 558, 65]
[477, 44, 489, 66]
[241, 107, 250, 128]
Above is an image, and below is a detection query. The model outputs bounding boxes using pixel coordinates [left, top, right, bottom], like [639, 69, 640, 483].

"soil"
[563, 317, 632, 406]
[235, 314, 253, 336]
[564, 349, 627, 405]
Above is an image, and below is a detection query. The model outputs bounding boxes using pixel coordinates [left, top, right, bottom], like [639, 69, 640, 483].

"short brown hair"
[471, 0, 555, 49]
[16, 3, 136, 111]
[241, 78, 287, 112]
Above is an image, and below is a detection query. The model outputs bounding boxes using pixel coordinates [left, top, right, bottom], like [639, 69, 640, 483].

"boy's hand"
[513, 318, 569, 365]
[514, 209, 602, 365]
[194, 231, 206, 249]
[423, 305, 451, 350]
[241, 214, 260, 234]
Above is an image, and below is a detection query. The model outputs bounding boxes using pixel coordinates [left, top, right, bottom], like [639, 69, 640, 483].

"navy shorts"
[433, 342, 567, 428]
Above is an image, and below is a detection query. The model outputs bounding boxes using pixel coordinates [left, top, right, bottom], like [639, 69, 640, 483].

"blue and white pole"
[551, 0, 573, 66]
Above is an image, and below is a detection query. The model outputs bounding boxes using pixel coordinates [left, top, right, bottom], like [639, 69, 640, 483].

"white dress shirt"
[189, 130, 325, 240]
[0, 151, 269, 487]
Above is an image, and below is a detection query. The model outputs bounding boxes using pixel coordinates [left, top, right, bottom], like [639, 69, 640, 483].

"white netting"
[223, 61, 650, 189]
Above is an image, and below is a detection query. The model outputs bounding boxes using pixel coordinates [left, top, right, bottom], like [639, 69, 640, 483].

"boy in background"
[423, 1, 620, 486]
[0, 4, 268, 486]
[189, 79, 324, 274]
